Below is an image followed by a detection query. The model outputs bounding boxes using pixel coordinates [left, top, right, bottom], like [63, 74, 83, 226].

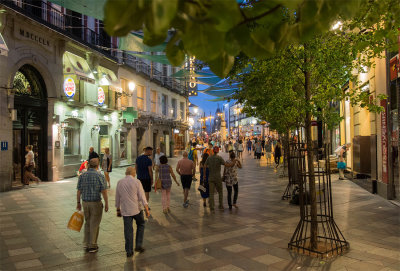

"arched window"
[13, 65, 46, 99]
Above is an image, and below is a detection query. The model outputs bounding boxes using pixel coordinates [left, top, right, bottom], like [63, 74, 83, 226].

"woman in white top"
[24, 145, 40, 186]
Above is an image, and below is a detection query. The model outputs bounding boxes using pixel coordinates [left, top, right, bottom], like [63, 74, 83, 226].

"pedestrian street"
[0, 152, 399, 271]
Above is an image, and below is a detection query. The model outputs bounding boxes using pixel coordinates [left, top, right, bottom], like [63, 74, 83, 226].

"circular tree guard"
[288, 142, 349, 257]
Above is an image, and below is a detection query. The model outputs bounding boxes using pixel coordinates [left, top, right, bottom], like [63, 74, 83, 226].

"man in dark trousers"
[88, 147, 99, 161]
[135, 146, 153, 203]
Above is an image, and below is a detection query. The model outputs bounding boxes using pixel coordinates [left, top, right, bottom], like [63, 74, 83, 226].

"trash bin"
[372, 180, 377, 194]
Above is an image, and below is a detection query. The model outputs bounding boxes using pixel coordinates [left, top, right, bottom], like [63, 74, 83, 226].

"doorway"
[12, 65, 47, 186]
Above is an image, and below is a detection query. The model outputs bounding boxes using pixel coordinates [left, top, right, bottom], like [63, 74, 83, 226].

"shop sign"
[98, 87, 105, 106]
[381, 99, 388, 184]
[174, 129, 180, 134]
[14, 23, 53, 52]
[63, 77, 76, 98]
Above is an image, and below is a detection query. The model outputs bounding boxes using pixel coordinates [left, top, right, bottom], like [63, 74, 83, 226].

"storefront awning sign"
[122, 107, 138, 124]
[63, 77, 76, 98]
[98, 87, 105, 106]
[63, 52, 94, 79]
[97, 66, 119, 86]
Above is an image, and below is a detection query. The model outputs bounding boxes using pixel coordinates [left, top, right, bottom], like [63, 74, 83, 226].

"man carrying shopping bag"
[76, 158, 109, 253]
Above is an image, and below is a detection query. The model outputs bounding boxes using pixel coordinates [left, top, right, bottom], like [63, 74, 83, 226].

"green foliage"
[103, 0, 397, 77]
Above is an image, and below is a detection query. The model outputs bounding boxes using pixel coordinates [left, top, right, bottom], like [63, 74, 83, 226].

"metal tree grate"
[282, 141, 301, 200]
[288, 143, 349, 257]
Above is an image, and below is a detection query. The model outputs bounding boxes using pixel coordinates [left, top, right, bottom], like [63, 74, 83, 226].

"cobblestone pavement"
[0, 152, 399, 271]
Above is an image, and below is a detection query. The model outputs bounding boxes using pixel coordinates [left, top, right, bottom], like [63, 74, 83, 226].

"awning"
[197, 77, 222, 86]
[206, 97, 231, 102]
[0, 33, 8, 56]
[63, 52, 94, 79]
[203, 86, 239, 92]
[201, 89, 235, 97]
[127, 52, 171, 65]
[48, 0, 105, 20]
[119, 33, 166, 53]
[97, 66, 119, 85]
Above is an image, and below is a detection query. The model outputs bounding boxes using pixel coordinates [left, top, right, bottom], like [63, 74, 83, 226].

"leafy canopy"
[103, 0, 400, 77]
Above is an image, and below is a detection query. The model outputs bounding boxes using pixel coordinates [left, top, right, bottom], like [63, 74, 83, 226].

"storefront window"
[63, 119, 80, 156]
[120, 132, 127, 159]
[137, 85, 145, 111]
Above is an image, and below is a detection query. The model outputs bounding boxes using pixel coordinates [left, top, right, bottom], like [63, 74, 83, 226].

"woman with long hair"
[199, 153, 210, 207]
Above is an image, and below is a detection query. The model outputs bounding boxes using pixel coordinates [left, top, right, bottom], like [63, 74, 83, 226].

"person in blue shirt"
[135, 146, 154, 203]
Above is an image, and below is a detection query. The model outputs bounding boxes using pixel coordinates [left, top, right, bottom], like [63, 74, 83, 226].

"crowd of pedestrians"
[74, 135, 284, 258]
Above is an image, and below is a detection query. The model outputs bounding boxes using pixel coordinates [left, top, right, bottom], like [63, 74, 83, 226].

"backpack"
[334, 145, 343, 157]
[188, 148, 194, 161]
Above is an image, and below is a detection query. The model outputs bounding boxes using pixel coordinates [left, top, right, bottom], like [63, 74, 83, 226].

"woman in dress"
[155, 155, 179, 213]
[224, 151, 242, 209]
[102, 147, 112, 188]
[23, 145, 40, 186]
[237, 139, 244, 160]
[199, 153, 210, 207]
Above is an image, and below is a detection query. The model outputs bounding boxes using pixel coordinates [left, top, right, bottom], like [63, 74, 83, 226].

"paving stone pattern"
[0, 152, 399, 270]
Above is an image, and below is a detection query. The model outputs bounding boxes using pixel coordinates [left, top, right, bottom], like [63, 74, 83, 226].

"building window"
[162, 94, 168, 116]
[151, 90, 157, 113]
[137, 85, 145, 111]
[180, 102, 185, 120]
[120, 78, 129, 108]
[172, 98, 177, 118]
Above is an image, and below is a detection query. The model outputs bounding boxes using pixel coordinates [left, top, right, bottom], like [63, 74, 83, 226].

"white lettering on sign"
[63, 77, 76, 98]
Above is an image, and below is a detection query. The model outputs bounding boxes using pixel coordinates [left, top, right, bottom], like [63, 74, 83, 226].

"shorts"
[181, 175, 193, 190]
[139, 179, 152, 193]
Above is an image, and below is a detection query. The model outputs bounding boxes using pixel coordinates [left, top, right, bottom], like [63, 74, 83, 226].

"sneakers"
[233, 204, 238, 208]
[135, 247, 145, 253]
[88, 247, 98, 253]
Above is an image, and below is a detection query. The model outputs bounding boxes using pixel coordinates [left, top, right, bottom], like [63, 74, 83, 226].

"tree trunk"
[304, 59, 318, 250]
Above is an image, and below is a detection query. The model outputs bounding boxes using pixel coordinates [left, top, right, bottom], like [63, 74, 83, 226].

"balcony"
[1, 0, 118, 59]
[123, 52, 187, 96]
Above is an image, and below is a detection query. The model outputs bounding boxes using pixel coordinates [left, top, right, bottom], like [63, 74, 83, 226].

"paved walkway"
[0, 152, 399, 270]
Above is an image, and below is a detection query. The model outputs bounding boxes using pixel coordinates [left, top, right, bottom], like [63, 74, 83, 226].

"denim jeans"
[123, 211, 145, 254]
[226, 183, 238, 207]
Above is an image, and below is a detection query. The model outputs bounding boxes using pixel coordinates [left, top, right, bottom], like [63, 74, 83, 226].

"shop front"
[12, 65, 48, 186]
[54, 51, 122, 178]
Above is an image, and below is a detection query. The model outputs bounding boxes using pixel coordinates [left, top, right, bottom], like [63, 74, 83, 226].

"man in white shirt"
[115, 167, 150, 257]
[153, 147, 164, 170]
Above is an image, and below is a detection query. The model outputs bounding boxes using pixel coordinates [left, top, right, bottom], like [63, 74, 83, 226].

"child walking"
[155, 155, 180, 213]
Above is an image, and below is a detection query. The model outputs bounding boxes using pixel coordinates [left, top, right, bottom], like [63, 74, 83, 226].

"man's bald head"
[125, 166, 136, 177]
[89, 158, 99, 168]
[182, 151, 188, 158]
[89, 147, 94, 153]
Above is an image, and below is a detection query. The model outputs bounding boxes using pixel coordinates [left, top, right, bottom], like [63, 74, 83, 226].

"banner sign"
[381, 99, 388, 184]
[63, 77, 76, 98]
[98, 87, 105, 106]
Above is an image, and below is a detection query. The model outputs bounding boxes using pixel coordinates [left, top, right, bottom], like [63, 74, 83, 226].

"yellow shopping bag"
[67, 211, 84, 232]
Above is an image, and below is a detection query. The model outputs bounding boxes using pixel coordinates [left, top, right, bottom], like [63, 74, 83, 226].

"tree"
[229, 19, 392, 249]
[102, 0, 400, 77]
